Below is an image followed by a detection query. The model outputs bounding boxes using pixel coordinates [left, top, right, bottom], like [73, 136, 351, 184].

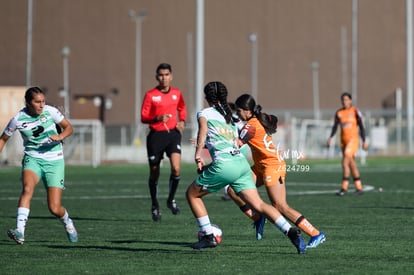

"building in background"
[0, 0, 409, 162]
[0, 87, 26, 164]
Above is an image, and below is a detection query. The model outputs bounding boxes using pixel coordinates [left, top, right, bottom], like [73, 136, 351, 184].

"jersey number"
[32, 126, 45, 137]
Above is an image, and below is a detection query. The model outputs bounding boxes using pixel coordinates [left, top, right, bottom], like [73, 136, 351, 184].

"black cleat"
[191, 234, 218, 249]
[336, 189, 347, 196]
[167, 200, 181, 215]
[151, 206, 161, 222]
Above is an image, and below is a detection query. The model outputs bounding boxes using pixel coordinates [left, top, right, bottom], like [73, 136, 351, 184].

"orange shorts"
[251, 163, 286, 187]
[341, 139, 359, 158]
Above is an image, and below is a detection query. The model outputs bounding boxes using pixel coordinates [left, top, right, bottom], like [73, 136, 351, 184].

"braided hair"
[235, 94, 278, 135]
[204, 81, 233, 124]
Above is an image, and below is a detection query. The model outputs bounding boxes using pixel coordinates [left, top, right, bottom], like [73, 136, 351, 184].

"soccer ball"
[198, 224, 222, 244]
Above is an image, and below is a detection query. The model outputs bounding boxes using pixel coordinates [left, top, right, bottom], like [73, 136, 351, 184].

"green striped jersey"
[197, 107, 243, 162]
[3, 105, 65, 160]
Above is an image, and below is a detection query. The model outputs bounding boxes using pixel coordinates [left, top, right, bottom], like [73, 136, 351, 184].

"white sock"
[224, 185, 229, 195]
[196, 215, 213, 235]
[16, 207, 30, 234]
[274, 215, 292, 235]
[60, 210, 73, 226]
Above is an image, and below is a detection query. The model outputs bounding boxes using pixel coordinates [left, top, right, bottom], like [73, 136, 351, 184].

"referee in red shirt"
[141, 63, 187, 222]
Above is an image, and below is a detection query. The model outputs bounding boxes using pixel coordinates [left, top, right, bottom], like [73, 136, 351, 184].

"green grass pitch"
[0, 157, 413, 274]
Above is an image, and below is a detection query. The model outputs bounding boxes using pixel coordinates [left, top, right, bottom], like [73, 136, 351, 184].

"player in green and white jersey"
[0, 87, 78, 244]
[186, 82, 306, 254]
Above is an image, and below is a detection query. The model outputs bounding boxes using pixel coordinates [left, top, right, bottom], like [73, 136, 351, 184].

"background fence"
[0, 108, 409, 167]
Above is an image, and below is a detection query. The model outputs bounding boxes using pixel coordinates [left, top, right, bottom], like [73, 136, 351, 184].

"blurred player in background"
[327, 92, 368, 196]
[0, 87, 78, 244]
[186, 82, 306, 254]
[226, 93, 326, 249]
[141, 63, 187, 221]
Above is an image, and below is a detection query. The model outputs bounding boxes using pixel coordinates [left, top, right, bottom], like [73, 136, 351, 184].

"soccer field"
[0, 157, 413, 274]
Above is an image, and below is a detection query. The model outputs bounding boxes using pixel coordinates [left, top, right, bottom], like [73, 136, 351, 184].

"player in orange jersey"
[327, 92, 368, 196]
[226, 94, 326, 249]
[186, 83, 306, 253]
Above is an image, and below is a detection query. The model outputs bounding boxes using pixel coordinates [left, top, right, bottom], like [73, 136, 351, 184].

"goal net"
[64, 119, 103, 167]
[289, 118, 335, 159]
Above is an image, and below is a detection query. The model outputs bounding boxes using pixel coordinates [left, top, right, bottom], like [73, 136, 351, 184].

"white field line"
[3, 183, 409, 201]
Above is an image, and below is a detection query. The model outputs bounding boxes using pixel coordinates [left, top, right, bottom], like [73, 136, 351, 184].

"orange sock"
[354, 177, 363, 191]
[296, 216, 320, 237]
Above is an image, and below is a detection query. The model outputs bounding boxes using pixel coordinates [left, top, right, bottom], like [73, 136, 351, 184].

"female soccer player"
[186, 82, 306, 254]
[327, 92, 368, 195]
[227, 93, 325, 249]
[0, 87, 78, 244]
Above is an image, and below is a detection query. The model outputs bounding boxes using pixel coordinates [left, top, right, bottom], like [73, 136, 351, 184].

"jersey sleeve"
[48, 106, 65, 124]
[2, 117, 18, 137]
[239, 123, 256, 143]
[177, 92, 187, 122]
[140, 92, 154, 124]
[329, 112, 340, 138]
[355, 108, 366, 142]
[196, 110, 202, 120]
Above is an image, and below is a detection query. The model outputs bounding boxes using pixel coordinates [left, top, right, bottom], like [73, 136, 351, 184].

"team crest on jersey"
[39, 114, 47, 123]
[172, 95, 177, 100]
[152, 96, 162, 103]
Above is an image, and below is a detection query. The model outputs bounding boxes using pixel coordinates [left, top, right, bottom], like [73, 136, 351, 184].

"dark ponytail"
[235, 93, 278, 135]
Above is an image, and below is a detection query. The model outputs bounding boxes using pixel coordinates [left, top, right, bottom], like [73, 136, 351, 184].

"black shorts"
[146, 129, 182, 165]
